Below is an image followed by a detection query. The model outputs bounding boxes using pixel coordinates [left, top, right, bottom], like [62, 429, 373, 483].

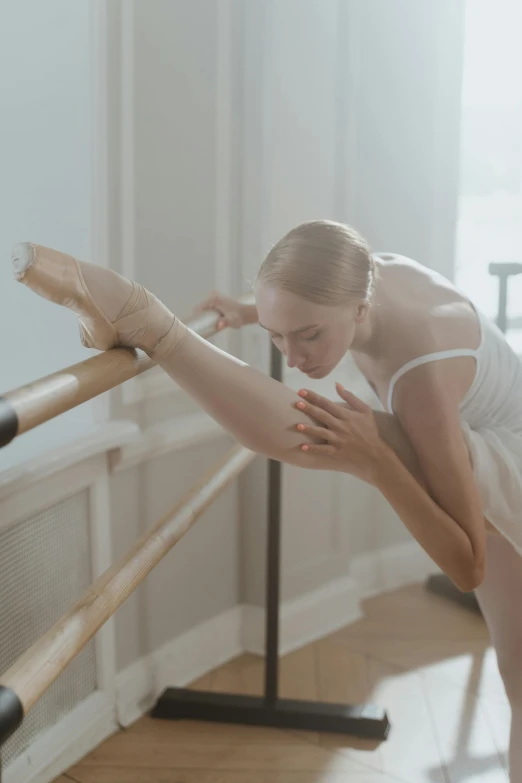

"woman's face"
[255, 283, 361, 379]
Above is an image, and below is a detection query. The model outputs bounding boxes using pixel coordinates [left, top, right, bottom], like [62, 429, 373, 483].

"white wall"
[0, 0, 100, 471]
[346, 0, 465, 279]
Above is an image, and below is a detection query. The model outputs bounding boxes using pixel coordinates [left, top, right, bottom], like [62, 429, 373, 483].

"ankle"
[149, 316, 188, 360]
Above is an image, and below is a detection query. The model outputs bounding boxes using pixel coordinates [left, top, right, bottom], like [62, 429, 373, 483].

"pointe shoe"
[12, 243, 185, 359]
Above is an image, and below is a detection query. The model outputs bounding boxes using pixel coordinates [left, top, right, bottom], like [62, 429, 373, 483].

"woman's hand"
[293, 383, 391, 483]
[194, 291, 256, 331]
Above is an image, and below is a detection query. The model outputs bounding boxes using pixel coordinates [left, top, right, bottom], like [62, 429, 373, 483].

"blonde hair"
[257, 220, 374, 306]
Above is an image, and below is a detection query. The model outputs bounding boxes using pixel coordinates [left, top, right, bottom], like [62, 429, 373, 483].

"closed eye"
[304, 331, 320, 342]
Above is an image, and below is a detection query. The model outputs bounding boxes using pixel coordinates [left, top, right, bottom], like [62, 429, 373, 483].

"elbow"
[470, 557, 487, 590]
[455, 557, 486, 593]
[453, 530, 487, 593]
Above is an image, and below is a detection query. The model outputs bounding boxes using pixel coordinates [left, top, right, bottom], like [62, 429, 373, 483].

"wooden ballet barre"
[0, 443, 255, 745]
[0, 294, 254, 449]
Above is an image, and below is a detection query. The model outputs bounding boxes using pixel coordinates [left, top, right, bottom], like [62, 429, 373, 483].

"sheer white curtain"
[455, 0, 522, 340]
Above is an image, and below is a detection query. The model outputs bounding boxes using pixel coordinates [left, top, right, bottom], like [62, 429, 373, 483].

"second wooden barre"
[0, 443, 256, 743]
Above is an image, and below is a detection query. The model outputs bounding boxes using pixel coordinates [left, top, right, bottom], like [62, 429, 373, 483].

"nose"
[285, 343, 306, 369]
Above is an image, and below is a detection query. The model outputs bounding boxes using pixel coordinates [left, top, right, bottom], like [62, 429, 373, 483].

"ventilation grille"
[0, 492, 97, 768]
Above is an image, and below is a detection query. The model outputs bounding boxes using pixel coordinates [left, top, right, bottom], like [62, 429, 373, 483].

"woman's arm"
[386, 365, 487, 590]
[293, 375, 487, 592]
[194, 291, 258, 329]
[373, 446, 486, 592]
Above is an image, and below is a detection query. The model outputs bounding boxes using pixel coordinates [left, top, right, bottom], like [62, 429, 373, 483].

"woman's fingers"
[298, 389, 347, 418]
[295, 399, 340, 429]
[300, 443, 337, 456]
[193, 292, 245, 330]
[335, 383, 370, 412]
[194, 292, 219, 313]
[296, 423, 336, 442]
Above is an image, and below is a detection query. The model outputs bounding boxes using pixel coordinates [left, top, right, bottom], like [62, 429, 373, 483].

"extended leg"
[12, 243, 435, 475]
[12, 244, 322, 464]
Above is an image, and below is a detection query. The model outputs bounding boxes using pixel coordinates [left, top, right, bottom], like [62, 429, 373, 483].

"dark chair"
[489, 262, 522, 333]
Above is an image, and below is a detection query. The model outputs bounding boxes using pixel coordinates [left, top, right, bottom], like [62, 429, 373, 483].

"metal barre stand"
[151, 341, 390, 739]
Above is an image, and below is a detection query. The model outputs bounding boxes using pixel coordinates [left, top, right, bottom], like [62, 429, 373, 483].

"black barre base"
[151, 688, 390, 739]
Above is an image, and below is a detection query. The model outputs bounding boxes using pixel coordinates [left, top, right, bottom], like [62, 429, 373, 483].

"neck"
[350, 261, 385, 358]
[351, 300, 382, 358]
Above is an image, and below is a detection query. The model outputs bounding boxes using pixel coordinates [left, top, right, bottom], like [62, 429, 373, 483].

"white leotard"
[387, 306, 522, 556]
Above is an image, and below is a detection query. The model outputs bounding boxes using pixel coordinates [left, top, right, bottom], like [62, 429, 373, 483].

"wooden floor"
[56, 583, 510, 783]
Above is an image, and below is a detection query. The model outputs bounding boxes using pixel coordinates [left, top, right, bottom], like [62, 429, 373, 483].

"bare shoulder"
[373, 252, 453, 292]
[374, 254, 480, 356]
[371, 254, 480, 409]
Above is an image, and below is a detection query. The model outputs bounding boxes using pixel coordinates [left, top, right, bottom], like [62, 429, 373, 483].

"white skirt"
[462, 422, 522, 556]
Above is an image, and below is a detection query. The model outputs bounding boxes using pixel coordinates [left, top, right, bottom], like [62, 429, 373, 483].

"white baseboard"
[4, 692, 117, 783]
[115, 655, 155, 728]
[240, 604, 264, 655]
[351, 539, 439, 599]
[152, 605, 243, 693]
[116, 605, 243, 727]
[242, 575, 362, 656]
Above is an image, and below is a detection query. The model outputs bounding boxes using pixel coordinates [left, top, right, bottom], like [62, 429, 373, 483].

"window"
[455, 0, 522, 344]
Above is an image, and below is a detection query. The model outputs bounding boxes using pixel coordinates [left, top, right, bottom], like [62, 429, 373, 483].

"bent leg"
[474, 534, 522, 779]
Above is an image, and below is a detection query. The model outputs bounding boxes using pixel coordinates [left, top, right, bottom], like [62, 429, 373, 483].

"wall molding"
[116, 605, 243, 727]
[0, 421, 138, 506]
[110, 412, 228, 472]
[335, 0, 361, 225]
[120, 365, 182, 406]
[242, 575, 362, 656]
[119, 0, 135, 283]
[351, 539, 440, 599]
[0, 456, 108, 536]
[90, 0, 109, 272]
[119, 0, 141, 406]
[90, 472, 117, 703]
[89, 0, 111, 422]
[211, 0, 236, 358]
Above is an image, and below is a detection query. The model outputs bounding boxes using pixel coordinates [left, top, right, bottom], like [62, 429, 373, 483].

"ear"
[354, 301, 369, 322]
